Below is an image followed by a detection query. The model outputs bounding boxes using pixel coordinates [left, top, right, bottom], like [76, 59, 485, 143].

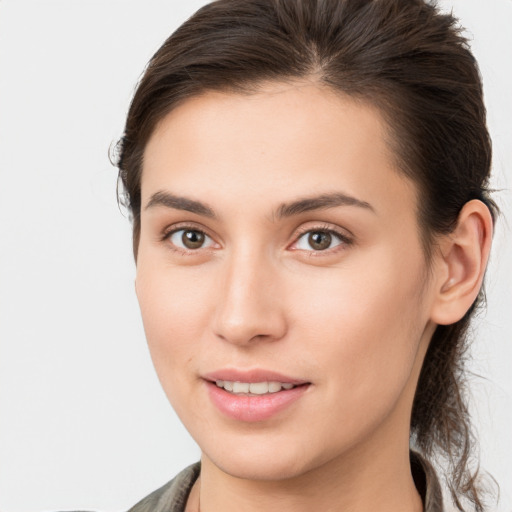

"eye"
[294, 229, 348, 252]
[167, 228, 215, 251]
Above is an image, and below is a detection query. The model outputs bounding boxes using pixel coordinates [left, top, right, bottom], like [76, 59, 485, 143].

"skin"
[135, 82, 492, 512]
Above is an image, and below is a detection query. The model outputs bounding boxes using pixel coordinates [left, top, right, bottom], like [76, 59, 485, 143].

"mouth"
[213, 379, 303, 395]
[203, 370, 311, 422]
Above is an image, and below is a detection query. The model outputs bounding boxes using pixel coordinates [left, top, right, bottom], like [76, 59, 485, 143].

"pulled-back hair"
[116, 0, 497, 509]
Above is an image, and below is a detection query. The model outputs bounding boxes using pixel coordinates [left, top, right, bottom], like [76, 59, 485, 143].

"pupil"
[183, 230, 204, 249]
[309, 231, 331, 250]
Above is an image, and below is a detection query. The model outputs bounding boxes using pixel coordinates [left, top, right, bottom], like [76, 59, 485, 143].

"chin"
[200, 433, 336, 482]
[209, 453, 311, 482]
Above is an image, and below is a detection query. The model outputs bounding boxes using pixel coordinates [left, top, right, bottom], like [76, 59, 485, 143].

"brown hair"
[116, 0, 497, 509]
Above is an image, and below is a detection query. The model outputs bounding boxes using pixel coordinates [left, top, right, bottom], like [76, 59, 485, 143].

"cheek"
[289, 249, 428, 422]
[135, 259, 215, 391]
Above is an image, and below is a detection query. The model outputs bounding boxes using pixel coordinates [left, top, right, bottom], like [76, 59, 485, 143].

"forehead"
[141, 82, 418, 221]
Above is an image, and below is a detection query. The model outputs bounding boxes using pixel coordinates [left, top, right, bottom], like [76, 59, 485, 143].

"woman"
[116, 0, 497, 510]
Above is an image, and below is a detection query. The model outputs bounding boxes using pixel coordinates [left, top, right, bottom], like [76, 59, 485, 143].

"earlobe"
[430, 200, 493, 326]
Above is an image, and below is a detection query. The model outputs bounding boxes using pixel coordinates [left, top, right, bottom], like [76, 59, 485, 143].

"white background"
[0, 1, 510, 511]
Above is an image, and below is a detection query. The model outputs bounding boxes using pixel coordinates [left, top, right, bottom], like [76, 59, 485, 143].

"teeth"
[233, 382, 250, 393]
[268, 381, 282, 393]
[249, 382, 268, 394]
[215, 380, 297, 395]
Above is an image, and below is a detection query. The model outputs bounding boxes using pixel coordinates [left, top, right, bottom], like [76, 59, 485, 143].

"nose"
[212, 249, 287, 346]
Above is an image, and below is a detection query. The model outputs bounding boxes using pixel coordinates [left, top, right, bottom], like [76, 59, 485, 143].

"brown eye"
[168, 228, 214, 251]
[182, 230, 205, 249]
[294, 229, 347, 252]
[308, 231, 332, 251]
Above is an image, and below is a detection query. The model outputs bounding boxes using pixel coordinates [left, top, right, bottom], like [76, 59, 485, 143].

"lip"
[203, 368, 311, 422]
[203, 368, 308, 385]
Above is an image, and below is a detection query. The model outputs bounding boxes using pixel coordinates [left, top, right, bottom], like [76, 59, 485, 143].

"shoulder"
[127, 462, 201, 512]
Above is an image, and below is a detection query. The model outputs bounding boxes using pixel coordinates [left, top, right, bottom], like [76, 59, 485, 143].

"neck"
[197, 435, 423, 512]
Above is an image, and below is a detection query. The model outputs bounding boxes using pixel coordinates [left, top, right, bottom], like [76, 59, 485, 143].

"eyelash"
[161, 223, 217, 255]
[291, 224, 353, 255]
[161, 223, 353, 256]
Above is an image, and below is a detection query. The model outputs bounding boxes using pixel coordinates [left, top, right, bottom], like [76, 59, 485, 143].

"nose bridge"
[213, 243, 286, 345]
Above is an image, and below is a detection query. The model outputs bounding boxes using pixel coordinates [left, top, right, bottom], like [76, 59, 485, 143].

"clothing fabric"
[127, 463, 200, 512]
[127, 451, 444, 512]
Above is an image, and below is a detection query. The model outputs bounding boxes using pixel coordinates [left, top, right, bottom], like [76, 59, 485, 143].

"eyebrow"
[275, 192, 375, 219]
[144, 190, 375, 219]
[145, 191, 217, 218]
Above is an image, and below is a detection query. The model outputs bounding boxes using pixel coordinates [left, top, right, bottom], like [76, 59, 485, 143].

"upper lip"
[203, 368, 309, 385]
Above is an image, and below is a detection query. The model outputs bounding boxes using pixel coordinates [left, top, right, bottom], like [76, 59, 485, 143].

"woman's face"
[136, 83, 438, 480]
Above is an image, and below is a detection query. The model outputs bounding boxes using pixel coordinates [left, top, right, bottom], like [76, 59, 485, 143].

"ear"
[430, 200, 493, 325]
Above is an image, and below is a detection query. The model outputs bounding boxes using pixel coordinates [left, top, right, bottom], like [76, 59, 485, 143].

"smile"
[204, 372, 311, 422]
[215, 380, 296, 395]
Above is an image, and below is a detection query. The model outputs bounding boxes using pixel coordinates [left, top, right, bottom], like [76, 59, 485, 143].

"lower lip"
[206, 381, 310, 422]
